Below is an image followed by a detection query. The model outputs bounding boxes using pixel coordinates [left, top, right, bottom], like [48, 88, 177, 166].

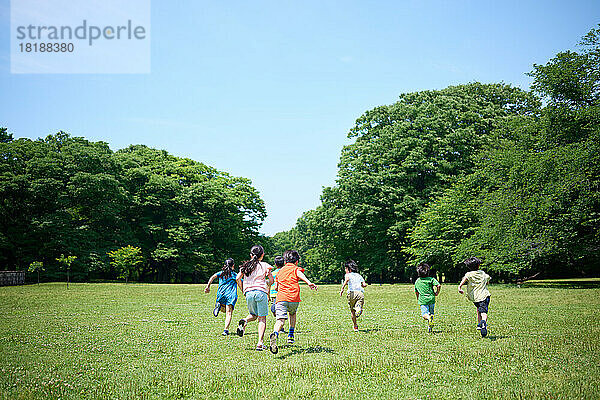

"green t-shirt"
[415, 277, 440, 305]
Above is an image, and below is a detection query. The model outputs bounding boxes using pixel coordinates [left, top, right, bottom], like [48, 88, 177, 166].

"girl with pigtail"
[235, 245, 274, 351]
[204, 258, 238, 336]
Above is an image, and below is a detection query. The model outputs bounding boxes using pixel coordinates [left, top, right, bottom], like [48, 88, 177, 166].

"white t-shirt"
[346, 272, 365, 293]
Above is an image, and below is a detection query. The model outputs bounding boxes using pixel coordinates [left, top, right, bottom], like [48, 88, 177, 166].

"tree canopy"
[0, 132, 266, 283]
[281, 26, 600, 283]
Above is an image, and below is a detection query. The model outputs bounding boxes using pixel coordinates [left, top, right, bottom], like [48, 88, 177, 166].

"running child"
[235, 245, 274, 351]
[458, 257, 491, 337]
[339, 259, 367, 332]
[269, 256, 284, 317]
[269, 256, 287, 333]
[414, 262, 441, 333]
[268, 250, 317, 354]
[204, 258, 238, 336]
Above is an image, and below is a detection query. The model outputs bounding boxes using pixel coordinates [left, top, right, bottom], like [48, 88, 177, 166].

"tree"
[107, 246, 144, 283]
[291, 83, 539, 282]
[405, 26, 600, 280]
[0, 133, 266, 283]
[28, 261, 44, 285]
[56, 254, 77, 288]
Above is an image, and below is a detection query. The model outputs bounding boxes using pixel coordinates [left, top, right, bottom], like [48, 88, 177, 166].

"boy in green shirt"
[458, 257, 491, 337]
[414, 263, 441, 333]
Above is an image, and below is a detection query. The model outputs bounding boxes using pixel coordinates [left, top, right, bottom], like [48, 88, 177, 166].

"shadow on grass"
[357, 328, 381, 333]
[276, 345, 335, 360]
[521, 280, 600, 289]
[486, 335, 509, 341]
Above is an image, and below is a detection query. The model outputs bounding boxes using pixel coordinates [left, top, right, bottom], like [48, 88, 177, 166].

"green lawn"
[1, 282, 599, 399]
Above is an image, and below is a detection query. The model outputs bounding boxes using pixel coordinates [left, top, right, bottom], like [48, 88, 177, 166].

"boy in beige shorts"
[339, 259, 367, 332]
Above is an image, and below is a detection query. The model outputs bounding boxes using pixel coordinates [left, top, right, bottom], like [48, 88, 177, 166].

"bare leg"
[289, 313, 297, 331]
[273, 319, 285, 333]
[480, 312, 487, 322]
[257, 316, 266, 346]
[245, 314, 258, 325]
[224, 305, 234, 331]
[351, 309, 358, 330]
[476, 309, 482, 324]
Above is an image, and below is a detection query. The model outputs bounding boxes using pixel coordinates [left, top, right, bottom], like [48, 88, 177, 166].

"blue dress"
[215, 271, 238, 308]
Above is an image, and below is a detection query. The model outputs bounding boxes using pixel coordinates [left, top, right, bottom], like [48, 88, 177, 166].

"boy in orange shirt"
[268, 250, 317, 354]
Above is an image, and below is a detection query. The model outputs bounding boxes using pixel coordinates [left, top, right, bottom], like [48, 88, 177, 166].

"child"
[268, 250, 317, 354]
[269, 256, 285, 316]
[339, 259, 367, 332]
[269, 256, 287, 333]
[414, 263, 441, 333]
[235, 245, 274, 351]
[458, 257, 491, 337]
[204, 258, 238, 336]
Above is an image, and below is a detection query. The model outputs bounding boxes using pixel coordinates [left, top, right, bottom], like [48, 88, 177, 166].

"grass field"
[1, 281, 599, 399]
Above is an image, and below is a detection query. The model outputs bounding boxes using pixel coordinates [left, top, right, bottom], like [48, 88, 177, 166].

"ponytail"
[240, 245, 265, 277]
[221, 258, 234, 279]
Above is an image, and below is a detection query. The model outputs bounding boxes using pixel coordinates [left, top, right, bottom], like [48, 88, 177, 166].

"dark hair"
[344, 259, 358, 273]
[417, 262, 431, 278]
[221, 258, 235, 279]
[274, 256, 284, 268]
[283, 250, 300, 264]
[240, 245, 265, 277]
[464, 257, 482, 270]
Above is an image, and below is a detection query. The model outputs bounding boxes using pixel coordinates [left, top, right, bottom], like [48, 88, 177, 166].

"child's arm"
[361, 281, 368, 288]
[297, 270, 317, 291]
[204, 273, 219, 293]
[236, 272, 244, 292]
[415, 288, 420, 301]
[339, 276, 349, 296]
[434, 285, 441, 296]
[458, 276, 468, 294]
[266, 270, 274, 286]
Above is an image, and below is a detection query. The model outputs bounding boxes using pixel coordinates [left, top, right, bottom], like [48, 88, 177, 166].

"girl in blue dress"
[205, 258, 238, 335]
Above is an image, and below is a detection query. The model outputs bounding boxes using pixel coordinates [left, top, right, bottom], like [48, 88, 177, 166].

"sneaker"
[353, 327, 359, 332]
[213, 303, 221, 317]
[269, 332, 278, 354]
[476, 321, 482, 330]
[256, 344, 267, 351]
[236, 319, 246, 337]
[287, 336, 295, 344]
[480, 320, 488, 338]
[221, 330, 229, 336]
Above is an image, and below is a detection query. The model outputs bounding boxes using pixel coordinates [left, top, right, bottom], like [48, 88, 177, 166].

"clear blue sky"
[1, 0, 598, 235]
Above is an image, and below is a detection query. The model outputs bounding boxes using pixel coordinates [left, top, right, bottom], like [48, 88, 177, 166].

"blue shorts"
[245, 290, 268, 317]
[473, 296, 490, 314]
[420, 304, 435, 316]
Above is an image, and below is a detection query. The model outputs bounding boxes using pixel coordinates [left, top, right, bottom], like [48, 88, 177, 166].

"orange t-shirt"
[275, 263, 305, 303]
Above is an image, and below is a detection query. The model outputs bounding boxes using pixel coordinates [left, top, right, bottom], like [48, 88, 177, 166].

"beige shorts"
[347, 291, 364, 313]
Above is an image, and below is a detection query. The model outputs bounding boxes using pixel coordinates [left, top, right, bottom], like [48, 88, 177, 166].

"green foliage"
[0, 133, 266, 283]
[55, 254, 77, 269]
[107, 245, 144, 283]
[404, 26, 600, 279]
[28, 261, 44, 273]
[290, 83, 539, 282]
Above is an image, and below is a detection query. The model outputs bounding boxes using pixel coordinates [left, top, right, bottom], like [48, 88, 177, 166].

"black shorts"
[473, 296, 490, 314]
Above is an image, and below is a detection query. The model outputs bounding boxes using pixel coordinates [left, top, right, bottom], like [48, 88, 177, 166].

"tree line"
[0, 130, 267, 283]
[272, 27, 600, 283]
